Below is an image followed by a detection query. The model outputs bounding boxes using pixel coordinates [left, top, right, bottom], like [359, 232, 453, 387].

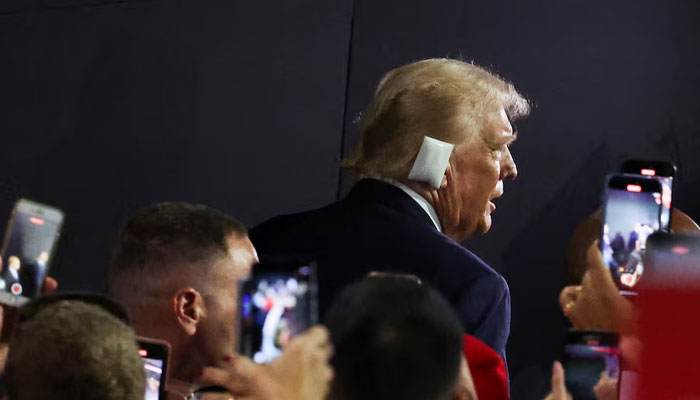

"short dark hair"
[5, 300, 145, 400]
[325, 276, 463, 400]
[109, 202, 246, 280]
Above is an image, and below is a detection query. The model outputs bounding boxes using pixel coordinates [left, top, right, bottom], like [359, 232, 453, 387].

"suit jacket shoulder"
[250, 179, 510, 358]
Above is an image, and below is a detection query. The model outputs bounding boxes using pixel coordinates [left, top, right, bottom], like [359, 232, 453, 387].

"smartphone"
[138, 338, 170, 400]
[237, 259, 318, 363]
[643, 231, 700, 288]
[634, 232, 700, 399]
[0, 199, 64, 305]
[620, 160, 675, 231]
[601, 174, 663, 295]
[562, 330, 620, 400]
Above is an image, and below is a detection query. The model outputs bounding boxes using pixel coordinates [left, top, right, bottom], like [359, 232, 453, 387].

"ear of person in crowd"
[198, 325, 333, 400]
[107, 203, 255, 393]
[559, 241, 637, 334]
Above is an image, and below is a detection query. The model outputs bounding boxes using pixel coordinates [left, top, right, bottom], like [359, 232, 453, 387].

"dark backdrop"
[1, 0, 699, 397]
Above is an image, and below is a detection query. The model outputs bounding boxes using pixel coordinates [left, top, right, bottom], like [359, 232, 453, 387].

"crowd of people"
[0, 58, 690, 400]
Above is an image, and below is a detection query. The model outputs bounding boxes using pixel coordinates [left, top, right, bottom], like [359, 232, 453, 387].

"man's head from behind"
[5, 299, 144, 400]
[343, 59, 530, 240]
[325, 276, 464, 400]
[108, 202, 257, 382]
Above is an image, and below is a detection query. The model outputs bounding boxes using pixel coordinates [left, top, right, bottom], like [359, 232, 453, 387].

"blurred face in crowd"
[441, 107, 517, 241]
[195, 235, 258, 369]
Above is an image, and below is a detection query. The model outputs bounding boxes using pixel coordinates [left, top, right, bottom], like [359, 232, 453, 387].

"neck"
[404, 180, 469, 242]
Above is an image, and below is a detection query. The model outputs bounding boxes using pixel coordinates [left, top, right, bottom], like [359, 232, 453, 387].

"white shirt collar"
[377, 178, 443, 232]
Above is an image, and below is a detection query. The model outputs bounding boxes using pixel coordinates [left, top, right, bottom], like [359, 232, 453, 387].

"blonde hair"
[342, 58, 530, 180]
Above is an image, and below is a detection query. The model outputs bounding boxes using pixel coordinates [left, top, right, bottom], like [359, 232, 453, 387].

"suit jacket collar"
[343, 178, 440, 232]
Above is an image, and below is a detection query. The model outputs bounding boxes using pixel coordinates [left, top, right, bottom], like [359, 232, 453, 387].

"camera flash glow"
[138, 349, 148, 357]
[641, 169, 656, 176]
[626, 184, 642, 192]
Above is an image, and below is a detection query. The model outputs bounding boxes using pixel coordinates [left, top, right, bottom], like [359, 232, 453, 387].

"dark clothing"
[250, 179, 511, 360]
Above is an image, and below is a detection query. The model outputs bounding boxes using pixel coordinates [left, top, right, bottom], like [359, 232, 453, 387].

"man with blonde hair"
[251, 58, 529, 362]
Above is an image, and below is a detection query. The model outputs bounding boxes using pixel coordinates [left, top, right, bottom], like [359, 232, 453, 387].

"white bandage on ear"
[407, 136, 454, 189]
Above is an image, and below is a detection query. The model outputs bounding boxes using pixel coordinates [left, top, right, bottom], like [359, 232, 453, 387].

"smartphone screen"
[601, 175, 662, 294]
[138, 338, 170, 400]
[0, 199, 64, 305]
[238, 260, 317, 363]
[620, 160, 675, 231]
[562, 331, 620, 400]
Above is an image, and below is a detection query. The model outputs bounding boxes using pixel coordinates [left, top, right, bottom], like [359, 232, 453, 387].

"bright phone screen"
[602, 185, 662, 293]
[141, 356, 163, 400]
[0, 202, 62, 303]
[239, 264, 316, 363]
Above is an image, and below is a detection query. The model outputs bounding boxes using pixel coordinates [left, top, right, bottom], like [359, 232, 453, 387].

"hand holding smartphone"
[0, 199, 64, 306]
[601, 174, 663, 295]
[562, 330, 620, 400]
[237, 259, 318, 363]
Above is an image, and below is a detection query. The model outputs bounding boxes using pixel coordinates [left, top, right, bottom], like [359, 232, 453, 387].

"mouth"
[488, 201, 496, 212]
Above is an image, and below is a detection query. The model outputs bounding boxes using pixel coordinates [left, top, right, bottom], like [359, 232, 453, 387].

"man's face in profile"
[447, 107, 517, 238]
[197, 235, 258, 366]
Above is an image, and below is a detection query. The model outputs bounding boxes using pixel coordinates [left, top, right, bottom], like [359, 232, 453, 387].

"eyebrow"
[496, 131, 518, 146]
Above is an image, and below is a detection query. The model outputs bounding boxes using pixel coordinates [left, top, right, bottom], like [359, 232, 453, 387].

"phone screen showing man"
[0, 200, 63, 304]
[238, 262, 317, 363]
[602, 178, 662, 294]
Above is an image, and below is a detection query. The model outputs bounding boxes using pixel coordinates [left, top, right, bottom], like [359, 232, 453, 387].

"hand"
[559, 242, 636, 334]
[593, 372, 617, 400]
[200, 326, 334, 400]
[543, 361, 572, 400]
[452, 355, 477, 400]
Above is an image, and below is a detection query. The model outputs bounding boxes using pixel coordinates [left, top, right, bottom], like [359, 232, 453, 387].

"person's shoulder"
[421, 231, 504, 281]
[250, 203, 341, 250]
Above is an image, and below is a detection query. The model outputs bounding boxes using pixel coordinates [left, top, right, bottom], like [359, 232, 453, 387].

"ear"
[439, 162, 451, 189]
[173, 287, 206, 337]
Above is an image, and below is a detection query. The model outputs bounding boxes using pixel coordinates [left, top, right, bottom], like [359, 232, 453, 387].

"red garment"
[463, 334, 510, 400]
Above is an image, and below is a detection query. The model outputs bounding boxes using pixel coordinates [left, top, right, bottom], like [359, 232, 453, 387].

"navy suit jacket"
[249, 178, 511, 360]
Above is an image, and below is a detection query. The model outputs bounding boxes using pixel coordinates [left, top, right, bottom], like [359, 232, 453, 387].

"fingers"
[585, 242, 614, 287]
[41, 277, 58, 294]
[199, 355, 262, 396]
[551, 361, 567, 397]
[593, 372, 617, 400]
[559, 286, 581, 316]
[288, 325, 333, 359]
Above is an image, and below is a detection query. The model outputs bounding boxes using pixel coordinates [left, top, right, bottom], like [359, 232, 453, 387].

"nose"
[501, 147, 517, 180]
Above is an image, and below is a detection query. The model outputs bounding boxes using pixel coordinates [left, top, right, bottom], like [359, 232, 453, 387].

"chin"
[476, 215, 493, 234]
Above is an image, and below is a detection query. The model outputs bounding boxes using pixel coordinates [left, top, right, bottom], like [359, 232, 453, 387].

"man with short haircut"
[251, 58, 530, 361]
[108, 202, 332, 400]
[325, 276, 473, 400]
[5, 299, 145, 400]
